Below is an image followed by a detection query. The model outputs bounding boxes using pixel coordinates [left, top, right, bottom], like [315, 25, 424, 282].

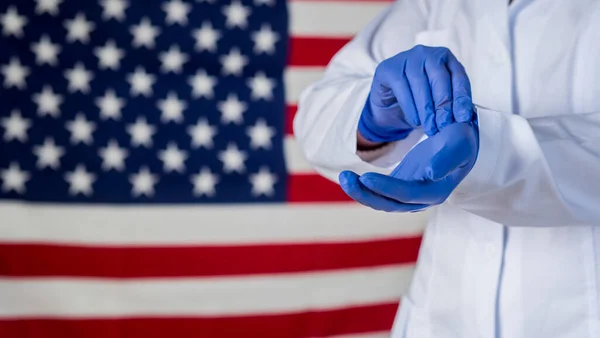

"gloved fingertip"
[357, 174, 373, 186]
[453, 101, 474, 122]
[338, 173, 347, 185]
[424, 127, 438, 137]
[359, 173, 389, 193]
[435, 106, 453, 126]
[338, 170, 356, 186]
[405, 113, 420, 128]
[437, 120, 449, 130]
[454, 109, 473, 123]
[425, 114, 439, 136]
[411, 118, 421, 128]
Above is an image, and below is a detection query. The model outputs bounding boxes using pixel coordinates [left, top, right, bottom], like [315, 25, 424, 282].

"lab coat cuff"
[336, 80, 423, 171]
[455, 106, 504, 194]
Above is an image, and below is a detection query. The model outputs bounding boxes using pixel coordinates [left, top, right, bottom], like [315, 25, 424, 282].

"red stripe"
[286, 104, 297, 135]
[288, 174, 353, 202]
[288, 37, 350, 66]
[0, 303, 399, 338]
[0, 237, 421, 277]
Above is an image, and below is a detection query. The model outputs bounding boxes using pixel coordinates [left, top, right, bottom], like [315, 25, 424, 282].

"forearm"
[293, 0, 429, 182]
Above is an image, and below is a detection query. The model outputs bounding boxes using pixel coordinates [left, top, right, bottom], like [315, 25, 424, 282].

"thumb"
[426, 123, 476, 181]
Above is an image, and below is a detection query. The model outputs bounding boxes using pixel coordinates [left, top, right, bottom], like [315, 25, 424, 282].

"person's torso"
[388, 0, 600, 337]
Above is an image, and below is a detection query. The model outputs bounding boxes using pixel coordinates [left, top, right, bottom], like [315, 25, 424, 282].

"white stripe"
[285, 67, 324, 104]
[284, 136, 314, 173]
[289, 1, 390, 37]
[0, 202, 428, 245]
[0, 265, 412, 317]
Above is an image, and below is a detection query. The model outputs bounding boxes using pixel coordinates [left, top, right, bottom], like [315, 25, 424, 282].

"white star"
[1, 162, 30, 194]
[189, 70, 217, 99]
[192, 21, 221, 52]
[158, 142, 188, 173]
[33, 85, 63, 117]
[249, 166, 277, 196]
[65, 165, 96, 196]
[1, 57, 30, 89]
[64, 62, 93, 93]
[252, 24, 279, 54]
[220, 48, 248, 76]
[218, 143, 247, 174]
[1, 110, 31, 142]
[64, 13, 95, 43]
[127, 117, 155, 147]
[218, 93, 247, 124]
[127, 67, 155, 96]
[33, 137, 64, 169]
[35, 0, 63, 16]
[159, 45, 188, 73]
[188, 118, 217, 149]
[223, 0, 250, 29]
[99, 139, 128, 171]
[66, 113, 96, 145]
[130, 17, 160, 49]
[96, 89, 125, 120]
[31, 35, 61, 66]
[101, 0, 128, 21]
[1, 6, 28, 37]
[247, 119, 275, 149]
[247, 72, 275, 100]
[95, 40, 124, 70]
[158, 92, 186, 123]
[130, 166, 158, 197]
[163, 0, 191, 25]
[191, 167, 219, 197]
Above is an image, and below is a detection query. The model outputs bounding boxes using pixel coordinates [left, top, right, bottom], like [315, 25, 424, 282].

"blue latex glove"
[340, 118, 479, 212]
[358, 45, 474, 142]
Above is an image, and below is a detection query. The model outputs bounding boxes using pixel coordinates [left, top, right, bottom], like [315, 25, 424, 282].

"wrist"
[357, 131, 388, 151]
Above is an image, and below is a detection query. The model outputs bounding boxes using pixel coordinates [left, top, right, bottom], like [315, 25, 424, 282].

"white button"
[484, 243, 496, 257]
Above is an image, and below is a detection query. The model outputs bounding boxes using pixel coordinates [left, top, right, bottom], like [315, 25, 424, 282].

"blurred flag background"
[0, 0, 427, 337]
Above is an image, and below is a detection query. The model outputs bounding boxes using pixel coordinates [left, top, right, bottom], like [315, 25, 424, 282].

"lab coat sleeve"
[292, 0, 430, 183]
[450, 107, 600, 227]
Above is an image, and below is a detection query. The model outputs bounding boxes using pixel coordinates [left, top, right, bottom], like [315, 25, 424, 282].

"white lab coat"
[293, 0, 600, 337]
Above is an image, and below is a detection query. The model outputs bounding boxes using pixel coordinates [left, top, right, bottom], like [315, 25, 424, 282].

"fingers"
[339, 171, 429, 212]
[374, 47, 473, 136]
[358, 172, 449, 205]
[377, 59, 420, 128]
[446, 54, 473, 123]
[405, 57, 437, 136]
[424, 50, 454, 131]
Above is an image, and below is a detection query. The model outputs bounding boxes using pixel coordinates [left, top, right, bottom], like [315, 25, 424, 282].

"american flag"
[0, 0, 427, 337]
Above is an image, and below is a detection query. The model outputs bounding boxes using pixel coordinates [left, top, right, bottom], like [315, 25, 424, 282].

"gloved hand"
[340, 118, 479, 212]
[358, 45, 474, 143]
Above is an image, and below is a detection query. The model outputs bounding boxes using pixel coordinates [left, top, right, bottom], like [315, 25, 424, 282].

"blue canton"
[0, 0, 289, 203]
